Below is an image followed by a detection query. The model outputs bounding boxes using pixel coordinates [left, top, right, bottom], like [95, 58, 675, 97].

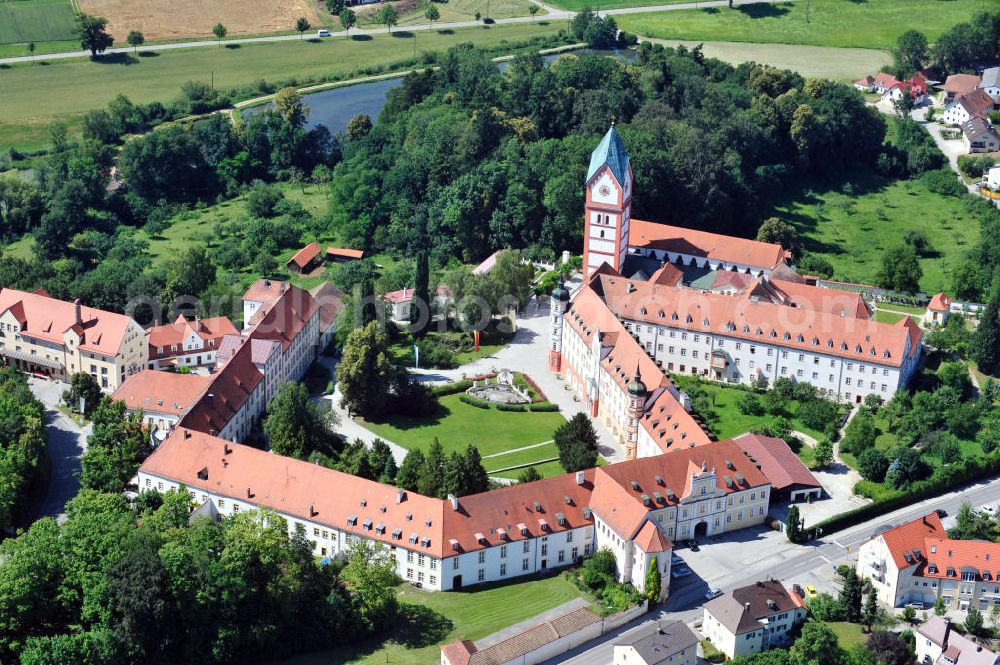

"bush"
[738, 392, 764, 416]
[431, 380, 473, 397]
[496, 403, 526, 412]
[919, 168, 967, 197]
[529, 402, 560, 412]
[957, 155, 995, 178]
[458, 394, 491, 409]
[797, 254, 835, 278]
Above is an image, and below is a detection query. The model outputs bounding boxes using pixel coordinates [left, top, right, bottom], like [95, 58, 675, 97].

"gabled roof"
[473, 249, 504, 276]
[879, 512, 944, 570]
[112, 370, 211, 416]
[177, 341, 265, 435]
[587, 125, 631, 185]
[309, 282, 344, 331]
[147, 315, 238, 359]
[704, 580, 803, 635]
[958, 88, 995, 119]
[245, 283, 318, 351]
[0, 288, 136, 357]
[921, 536, 1000, 582]
[243, 279, 287, 305]
[731, 433, 821, 492]
[288, 242, 322, 269]
[944, 74, 981, 96]
[874, 72, 899, 89]
[383, 287, 413, 304]
[917, 616, 998, 665]
[326, 247, 364, 260]
[982, 67, 1000, 89]
[634, 520, 671, 553]
[963, 117, 999, 140]
[628, 219, 786, 270]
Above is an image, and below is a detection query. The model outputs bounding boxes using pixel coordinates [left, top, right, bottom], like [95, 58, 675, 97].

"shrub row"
[431, 380, 473, 397]
[529, 402, 560, 412]
[497, 403, 527, 412]
[520, 373, 549, 403]
[807, 451, 1000, 538]
[458, 394, 491, 409]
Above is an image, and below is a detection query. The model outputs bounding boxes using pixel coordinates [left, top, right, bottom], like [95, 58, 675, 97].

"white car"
[705, 587, 723, 600]
[670, 566, 692, 579]
[984, 505, 996, 514]
[317, 29, 332, 37]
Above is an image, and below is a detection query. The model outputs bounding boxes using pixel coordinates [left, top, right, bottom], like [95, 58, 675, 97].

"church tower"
[583, 125, 633, 281]
[625, 367, 646, 461]
[548, 279, 570, 372]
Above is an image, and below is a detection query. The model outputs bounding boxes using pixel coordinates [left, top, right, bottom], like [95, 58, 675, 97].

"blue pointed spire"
[586, 124, 630, 185]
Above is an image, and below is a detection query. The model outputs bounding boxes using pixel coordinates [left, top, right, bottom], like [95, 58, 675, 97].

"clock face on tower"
[598, 185, 611, 197]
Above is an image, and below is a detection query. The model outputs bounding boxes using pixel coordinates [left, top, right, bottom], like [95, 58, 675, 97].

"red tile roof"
[147, 315, 238, 360]
[650, 262, 683, 287]
[288, 242, 322, 270]
[309, 282, 344, 331]
[590, 272, 914, 367]
[326, 247, 364, 260]
[243, 279, 287, 306]
[628, 219, 786, 270]
[383, 288, 413, 305]
[766, 279, 870, 320]
[441, 640, 475, 665]
[731, 433, 821, 492]
[635, 520, 671, 553]
[874, 72, 899, 90]
[0, 288, 136, 357]
[944, 74, 981, 96]
[920, 536, 1000, 581]
[928, 293, 952, 312]
[473, 250, 504, 276]
[958, 88, 996, 119]
[879, 512, 944, 570]
[177, 341, 265, 435]
[246, 283, 318, 351]
[112, 370, 211, 416]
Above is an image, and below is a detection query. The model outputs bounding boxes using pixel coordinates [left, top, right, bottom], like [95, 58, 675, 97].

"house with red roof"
[113, 370, 211, 440]
[702, 580, 806, 659]
[943, 74, 982, 102]
[147, 314, 238, 370]
[287, 242, 322, 274]
[924, 293, 954, 328]
[943, 88, 996, 126]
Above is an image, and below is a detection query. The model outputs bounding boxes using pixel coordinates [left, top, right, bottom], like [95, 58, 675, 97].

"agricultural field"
[643, 39, 890, 82]
[0, 0, 77, 45]
[546, 0, 688, 10]
[356, 0, 544, 27]
[360, 392, 568, 476]
[616, 0, 984, 50]
[0, 21, 566, 152]
[269, 575, 588, 665]
[76, 0, 320, 41]
[769, 173, 980, 295]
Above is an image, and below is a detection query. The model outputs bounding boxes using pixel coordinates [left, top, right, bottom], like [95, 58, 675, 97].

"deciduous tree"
[77, 14, 113, 57]
[263, 381, 339, 458]
[337, 321, 397, 416]
[554, 413, 599, 472]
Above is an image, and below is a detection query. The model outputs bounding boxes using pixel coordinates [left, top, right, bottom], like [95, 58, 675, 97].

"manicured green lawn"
[0, 0, 77, 45]
[644, 39, 890, 82]
[360, 392, 567, 457]
[270, 574, 587, 665]
[616, 0, 983, 50]
[357, 0, 545, 27]
[826, 621, 868, 650]
[483, 442, 558, 472]
[769, 174, 980, 294]
[872, 310, 913, 325]
[878, 303, 926, 315]
[0, 22, 567, 151]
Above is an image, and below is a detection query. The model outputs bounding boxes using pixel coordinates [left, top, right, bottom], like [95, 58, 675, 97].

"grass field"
[826, 621, 868, 651]
[0, 21, 566, 152]
[356, 0, 544, 27]
[643, 39, 890, 82]
[270, 574, 587, 665]
[547, 0, 688, 10]
[0, 0, 77, 45]
[769, 173, 979, 295]
[360, 392, 567, 459]
[616, 0, 984, 50]
[872, 310, 914, 325]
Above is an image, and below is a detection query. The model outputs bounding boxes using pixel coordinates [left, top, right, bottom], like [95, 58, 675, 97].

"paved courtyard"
[28, 377, 91, 523]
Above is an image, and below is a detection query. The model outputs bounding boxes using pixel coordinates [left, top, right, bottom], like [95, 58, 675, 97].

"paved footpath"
[0, 0, 793, 66]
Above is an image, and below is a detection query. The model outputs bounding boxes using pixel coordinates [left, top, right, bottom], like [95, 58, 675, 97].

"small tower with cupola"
[548, 279, 570, 372]
[583, 124, 633, 281]
[625, 367, 646, 461]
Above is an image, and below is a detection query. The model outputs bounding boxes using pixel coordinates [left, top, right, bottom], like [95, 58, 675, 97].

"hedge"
[529, 402, 560, 412]
[807, 451, 1000, 539]
[431, 380, 473, 397]
[458, 394, 491, 409]
[497, 403, 527, 412]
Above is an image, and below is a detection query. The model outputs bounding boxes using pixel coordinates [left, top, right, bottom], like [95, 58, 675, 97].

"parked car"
[671, 554, 684, 565]
[705, 587, 723, 600]
[317, 29, 331, 37]
[935, 509, 948, 518]
[792, 584, 805, 597]
[905, 602, 925, 610]
[670, 566, 692, 579]
[805, 585, 817, 598]
[687, 539, 699, 551]
[984, 505, 996, 514]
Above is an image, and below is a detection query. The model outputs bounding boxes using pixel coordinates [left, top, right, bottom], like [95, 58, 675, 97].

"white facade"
[628, 247, 773, 279]
[702, 603, 806, 659]
[943, 99, 975, 126]
[149, 330, 220, 370]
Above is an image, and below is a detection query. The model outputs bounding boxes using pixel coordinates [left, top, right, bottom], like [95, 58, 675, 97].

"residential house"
[325, 247, 364, 264]
[873, 72, 900, 94]
[883, 78, 928, 105]
[943, 88, 995, 126]
[613, 620, 699, 665]
[916, 616, 1000, 665]
[988, 166, 1000, 190]
[287, 242, 322, 274]
[147, 314, 238, 370]
[962, 118, 1000, 154]
[112, 370, 211, 441]
[0, 288, 147, 391]
[981, 67, 1000, 102]
[943, 74, 981, 102]
[924, 293, 954, 327]
[731, 433, 822, 503]
[854, 75, 876, 93]
[702, 580, 807, 659]
[384, 287, 414, 322]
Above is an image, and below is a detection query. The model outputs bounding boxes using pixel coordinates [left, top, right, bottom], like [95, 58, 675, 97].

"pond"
[242, 47, 635, 134]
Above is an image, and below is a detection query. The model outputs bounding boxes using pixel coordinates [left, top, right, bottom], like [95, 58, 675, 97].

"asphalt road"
[0, 0, 794, 66]
[546, 474, 1000, 665]
[28, 378, 91, 524]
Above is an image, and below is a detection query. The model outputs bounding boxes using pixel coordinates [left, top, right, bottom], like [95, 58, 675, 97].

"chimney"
[223, 443, 232, 455]
[183, 429, 191, 439]
[448, 494, 459, 511]
[247, 487, 253, 499]
[309, 504, 317, 517]
[745, 602, 751, 611]
[73, 298, 82, 325]
[576, 470, 585, 485]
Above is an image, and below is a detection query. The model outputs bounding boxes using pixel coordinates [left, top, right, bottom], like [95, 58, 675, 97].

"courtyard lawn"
[872, 310, 913, 325]
[482, 442, 559, 474]
[643, 40, 890, 82]
[492, 459, 569, 480]
[0, 21, 567, 152]
[826, 621, 868, 650]
[768, 173, 980, 295]
[615, 0, 983, 50]
[360, 392, 567, 457]
[269, 574, 587, 665]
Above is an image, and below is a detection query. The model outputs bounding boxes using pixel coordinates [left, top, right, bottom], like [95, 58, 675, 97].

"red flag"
[474, 329, 480, 352]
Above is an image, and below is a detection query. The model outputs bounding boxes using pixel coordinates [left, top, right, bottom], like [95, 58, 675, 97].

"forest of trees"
[0, 489, 402, 664]
[0, 368, 48, 533]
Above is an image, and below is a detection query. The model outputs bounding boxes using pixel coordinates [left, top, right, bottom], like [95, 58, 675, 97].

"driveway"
[28, 378, 91, 523]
